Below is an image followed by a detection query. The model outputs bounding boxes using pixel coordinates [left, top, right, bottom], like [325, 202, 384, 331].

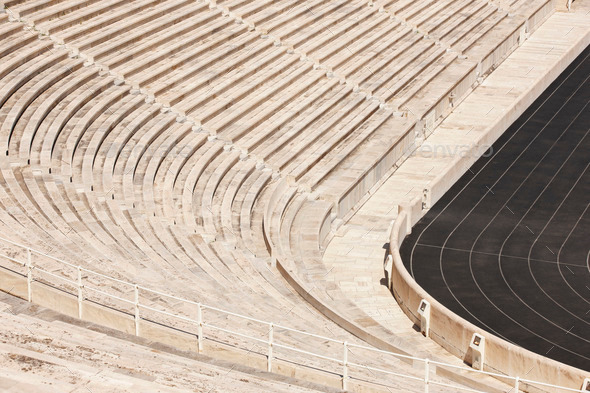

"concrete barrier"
[388, 208, 588, 392]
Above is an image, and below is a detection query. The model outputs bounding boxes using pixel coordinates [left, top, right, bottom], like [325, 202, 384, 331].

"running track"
[400, 45, 590, 371]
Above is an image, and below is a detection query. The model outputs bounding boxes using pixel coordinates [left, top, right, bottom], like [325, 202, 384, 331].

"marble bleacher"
[0, 10, 469, 390]
[0, 0, 556, 390]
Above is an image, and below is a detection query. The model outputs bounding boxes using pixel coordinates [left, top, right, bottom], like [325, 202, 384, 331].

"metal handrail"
[347, 360, 424, 382]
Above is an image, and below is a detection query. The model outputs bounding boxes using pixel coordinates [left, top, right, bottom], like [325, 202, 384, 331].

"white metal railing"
[0, 235, 584, 393]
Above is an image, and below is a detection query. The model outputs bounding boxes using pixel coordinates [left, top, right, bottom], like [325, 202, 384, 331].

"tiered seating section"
[0, 5, 353, 368]
[0, 0, 555, 388]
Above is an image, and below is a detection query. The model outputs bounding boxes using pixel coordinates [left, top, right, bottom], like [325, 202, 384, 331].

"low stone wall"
[336, 120, 417, 220]
[0, 267, 377, 392]
[388, 208, 587, 392]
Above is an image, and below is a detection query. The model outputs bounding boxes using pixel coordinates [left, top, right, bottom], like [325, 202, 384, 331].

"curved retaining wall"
[389, 204, 588, 392]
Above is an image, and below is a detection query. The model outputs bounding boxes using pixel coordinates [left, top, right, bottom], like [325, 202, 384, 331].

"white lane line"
[493, 124, 590, 345]
[458, 102, 590, 351]
[414, 243, 587, 268]
[488, 124, 590, 334]
[524, 158, 590, 324]
[557, 201, 590, 305]
[409, 48, 590, 275]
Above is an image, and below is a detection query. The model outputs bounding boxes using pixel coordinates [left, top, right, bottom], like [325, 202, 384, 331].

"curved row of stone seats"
[101, 5, 236, 82]
[1, 0, 69, 19]
[293, 0, 551, 212]
[0, 16, 488, 390]
[216, 0, 454, 102]
[0, 0, 456, 189]
[218, 0, 550, 106]
[5, 0, 398, 183]
[0, 18, 457, 385]
[0, 1, 460, 248]
[8, 82, 338, 378]
[2, 0, 554, 273]
[22, 0, 122, 34]
[419, 0, 506, 46]
[52, 94, 302, 323]
[215, 1, 452, 90]
[378, 0, 501, 40]
[255, 0, 548, 244]
[4, 0, 551, 251]
[43, 0, 188, 40]
[209, 0, 542, 203]
[1, 112, 444, 391]
[117, 119, 284, 311]
[0, 15, 340, 338]
[492, 0, 535, 11]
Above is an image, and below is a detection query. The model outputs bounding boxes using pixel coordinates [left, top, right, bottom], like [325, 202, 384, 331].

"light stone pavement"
[323, 6, 590, 363]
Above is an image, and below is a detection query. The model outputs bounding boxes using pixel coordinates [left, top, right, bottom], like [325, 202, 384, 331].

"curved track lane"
[400, 45, 590, 371]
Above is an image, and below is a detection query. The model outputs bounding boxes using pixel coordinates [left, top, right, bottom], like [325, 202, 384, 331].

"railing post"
[267, 322, 274, 372]
[77, 266, 83, 319]
[514, 376, 520, 393]
[424, 359, 430, 393]
[26, 248, 32, 302]
[342, 341, 348, 391]
[134, 285, 140, 336]
[197, 303, 203, 353]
